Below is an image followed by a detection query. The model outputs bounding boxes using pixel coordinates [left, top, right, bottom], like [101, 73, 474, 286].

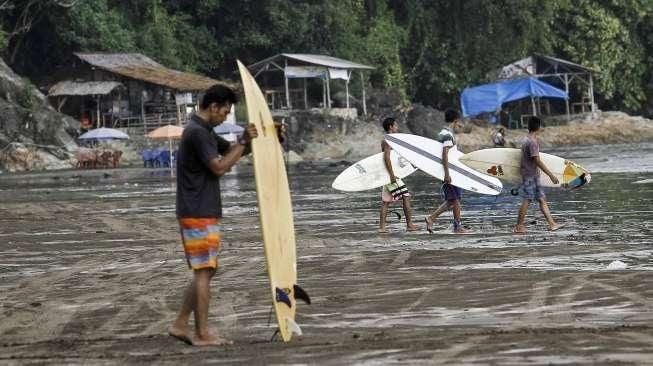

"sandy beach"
[1, 142, 652, 365]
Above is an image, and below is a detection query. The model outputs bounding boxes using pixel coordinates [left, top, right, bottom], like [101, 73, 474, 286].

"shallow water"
[0, 143, 652, 365]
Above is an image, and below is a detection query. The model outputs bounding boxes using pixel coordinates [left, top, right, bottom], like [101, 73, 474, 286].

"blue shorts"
[520, 176, 546, 201]
[441, 183, 462, 202]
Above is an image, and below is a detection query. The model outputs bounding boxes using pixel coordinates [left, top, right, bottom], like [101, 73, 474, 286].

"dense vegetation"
[1, 0, 651, 113]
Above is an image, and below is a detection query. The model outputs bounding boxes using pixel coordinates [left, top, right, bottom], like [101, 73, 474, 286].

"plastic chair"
[141, 150, 149, 168]
[157, 150, 171, 168]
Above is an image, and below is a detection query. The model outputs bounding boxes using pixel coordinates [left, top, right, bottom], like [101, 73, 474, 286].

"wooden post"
[141, 89, 146, 134]
[589, 73, 596, 114]
[345, 70, 350, 109]
[326, 70, 331, 109]
[322, 78, 326, 108]
[96, 95, 101, 128]
[531, 96, 537, 116]
[564, 73, 570, 120]
[360, 71, 367, 116]
[284, 59, 291, 109]
[303, 78, 308, 109]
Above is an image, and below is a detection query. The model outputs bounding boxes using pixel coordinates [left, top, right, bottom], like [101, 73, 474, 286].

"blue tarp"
[460, 78, 568, 119]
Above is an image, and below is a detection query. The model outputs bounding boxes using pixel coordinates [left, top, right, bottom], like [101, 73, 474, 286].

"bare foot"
[548, 222, 566, 231]
[513, 226, 526, 234]
[192, 333, 233, 347]
[454, 227, 469, 234]
[424, 217, 433, 234]
[378, 228, 389, 233]
[406, 223, 420, 232]
[168, 324, 192, 345]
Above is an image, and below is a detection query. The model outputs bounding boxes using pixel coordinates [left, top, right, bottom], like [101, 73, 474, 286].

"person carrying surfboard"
[169, 84, 258, 346]
[513, 116, 564, 234]
[380, 117, 420, 233]
[424, 109, 468, 234]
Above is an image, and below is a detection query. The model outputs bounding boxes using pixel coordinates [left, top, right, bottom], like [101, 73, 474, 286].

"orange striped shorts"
[178, 218, 221, 270]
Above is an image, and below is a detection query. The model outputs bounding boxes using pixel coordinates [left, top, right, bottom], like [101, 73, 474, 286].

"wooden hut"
[248, 54, 374, 118]
[47, 53, 221, 133]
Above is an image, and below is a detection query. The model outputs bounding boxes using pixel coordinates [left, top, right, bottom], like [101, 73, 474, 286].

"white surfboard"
[331, 150, 417, 191]
[459, 148, 591, 189]
[385, 133, 502, 195]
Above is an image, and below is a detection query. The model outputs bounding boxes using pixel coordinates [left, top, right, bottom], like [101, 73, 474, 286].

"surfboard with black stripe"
[385, 133, 503, 195]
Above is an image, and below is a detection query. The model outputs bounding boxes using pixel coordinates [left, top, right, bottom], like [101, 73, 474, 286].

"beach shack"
[47, 53, 221, 134]
[497, 55, 598, 115]
[470, 54, 600, 127]
[247, 54, 374, 118]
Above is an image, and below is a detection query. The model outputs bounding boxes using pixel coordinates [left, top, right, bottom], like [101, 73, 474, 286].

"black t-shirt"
[176, 114, 231, 218]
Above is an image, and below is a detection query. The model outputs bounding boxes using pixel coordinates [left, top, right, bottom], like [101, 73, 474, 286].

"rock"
[405, 103, 445, 139]
[0, 58, 78, 172]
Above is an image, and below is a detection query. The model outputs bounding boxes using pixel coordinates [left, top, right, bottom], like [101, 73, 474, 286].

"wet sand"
[1, 143, 652, 365]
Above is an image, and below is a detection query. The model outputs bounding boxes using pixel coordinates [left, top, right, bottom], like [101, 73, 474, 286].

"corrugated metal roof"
[534, 54, 601, 73]
[248, 53, 374, 73]
[284, 54, 374, 69]
[48, 80, 124, 96]
[492, 54, 599, 81]
[75, 52, 221, 91]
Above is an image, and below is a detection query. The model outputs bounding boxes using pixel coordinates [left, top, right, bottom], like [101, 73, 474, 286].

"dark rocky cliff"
[0, 58, 78, 172]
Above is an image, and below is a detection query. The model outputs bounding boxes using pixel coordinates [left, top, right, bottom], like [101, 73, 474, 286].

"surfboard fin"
[286, 318, 303, 336]
[576, 173, 591, 187]
[293, 284, 311, 305]
[275, 287, 292, 308]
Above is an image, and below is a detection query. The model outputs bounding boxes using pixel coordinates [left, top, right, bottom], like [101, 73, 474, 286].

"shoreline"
[1, 111, 652, 174]
[1, 141, 652, 183]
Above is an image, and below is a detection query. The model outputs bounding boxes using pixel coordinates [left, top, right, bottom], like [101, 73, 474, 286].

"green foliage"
[57, 0, 137, 52]
[363, 4, 406, 92]
[17, 78, 36, 110]
[4, 0, 653, 113]
[554, 0, 649, 111]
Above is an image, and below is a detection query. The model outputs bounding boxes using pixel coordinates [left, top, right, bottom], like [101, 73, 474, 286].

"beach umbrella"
[146, 125, 185, 176]
[78, 127, 129, 140]
[146, 124, 184, 140]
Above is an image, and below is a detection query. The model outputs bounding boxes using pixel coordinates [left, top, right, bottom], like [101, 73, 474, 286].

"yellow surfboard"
[237, 60, 309, 342]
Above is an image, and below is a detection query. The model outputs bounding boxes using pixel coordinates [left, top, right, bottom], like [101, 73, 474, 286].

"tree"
[1, 0, 79, 64]
[554, 0, 649, 111]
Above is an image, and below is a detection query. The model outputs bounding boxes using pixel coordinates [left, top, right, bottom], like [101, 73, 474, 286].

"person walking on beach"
[513, 116, 564, 234]
[424, 109, 468, 234]
[169, 84, 258, 346]
[379, 117, 420, 233]
[492, 127, 506, 147]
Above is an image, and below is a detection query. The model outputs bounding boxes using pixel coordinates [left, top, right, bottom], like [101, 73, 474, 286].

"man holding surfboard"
[424, 109, 469, 234]
[513, 116, 564, 234]
[380, 117, 419, 233]
[170, 84, 258, 346]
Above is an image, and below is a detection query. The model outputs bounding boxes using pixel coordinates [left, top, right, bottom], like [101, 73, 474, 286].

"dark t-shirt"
[176, 114, 231, 218]
[520, 136, 540, 178]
